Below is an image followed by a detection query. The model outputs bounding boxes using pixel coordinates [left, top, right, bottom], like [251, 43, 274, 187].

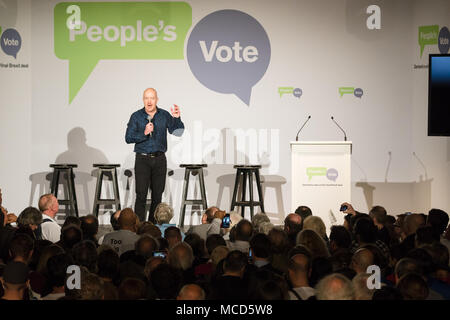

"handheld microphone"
[295, 115, 311, 141]
[147, 115, 153, 137]
[331, 116, 347, 141]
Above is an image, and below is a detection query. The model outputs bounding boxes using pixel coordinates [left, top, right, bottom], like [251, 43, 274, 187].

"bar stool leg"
[179, 168, 190, 228]
[230, 168, 241, 212]
[69, 168, 79, 217]
[112, 168, 121, 211]
[249, 170, 254, 219]
[255, 169, 265, 213]
[198, 168, 208, 210]
[51, 169, 60, 196]
[241, 170, 247, 217]
[93, 169, 102, 217]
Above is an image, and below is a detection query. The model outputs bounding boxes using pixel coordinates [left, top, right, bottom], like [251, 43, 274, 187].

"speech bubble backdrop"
[186, 10, 271, 106]
[326, 168, 338, 181]
[354, 87, 363, 98]
[338, 87, 354, 97]
[438, 26, 450, 54]
[0, 28, 21, 59]
[306, 167, 327, 181]
[293, 88, 302, 98]
[418, 25, 439, 58]
[278, 87, 294, 97]
[54, 2, 192, 103]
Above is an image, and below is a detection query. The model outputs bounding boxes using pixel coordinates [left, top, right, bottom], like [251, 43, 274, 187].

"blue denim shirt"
[125, 107, 184, 153]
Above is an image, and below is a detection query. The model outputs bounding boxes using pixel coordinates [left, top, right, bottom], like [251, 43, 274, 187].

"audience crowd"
[1, 187, 449, 300]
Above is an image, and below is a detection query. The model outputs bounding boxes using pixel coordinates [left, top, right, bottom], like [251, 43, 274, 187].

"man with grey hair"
[315, 273, 355, 300]
[177, 284, 205, 300]
[352, 273, 375, 300]
[186, 206, 220, 240]
[38, 194, 61, 243]
[17, 207, 42, 232]
[168, 241, 194, 271]
[251, 213, 271, 233]
[155, 202, 185, 240]
[350, 248, 374, 274]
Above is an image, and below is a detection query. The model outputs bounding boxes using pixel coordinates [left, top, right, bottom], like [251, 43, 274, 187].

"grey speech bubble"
[293, 88, 302, 98]
[354, 88, 363, 98]
[1, 28, 21, 59]
[438, 26, 450, 54]
[186, 10, 271, 106]
[326, 168, 339, 182]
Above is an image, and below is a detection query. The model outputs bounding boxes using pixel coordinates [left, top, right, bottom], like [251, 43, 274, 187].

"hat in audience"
[2, 261, 29, 284]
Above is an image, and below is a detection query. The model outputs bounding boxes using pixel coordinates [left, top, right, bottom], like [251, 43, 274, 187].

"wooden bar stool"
[92, 164, 121, 217]
[179, 164, 208, 228]
[49, 163, 79, 217]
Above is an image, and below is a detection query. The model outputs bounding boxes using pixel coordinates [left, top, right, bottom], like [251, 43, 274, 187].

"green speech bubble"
[54, 2, 192, 103]
[338, 87, 354, 97]
[306, 167, 327, 181]
[278, 86, 294, 98]
[418, 25, 439, 58]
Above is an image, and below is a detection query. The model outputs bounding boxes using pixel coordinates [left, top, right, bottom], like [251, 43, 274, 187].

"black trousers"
[134, 153, 167, 223]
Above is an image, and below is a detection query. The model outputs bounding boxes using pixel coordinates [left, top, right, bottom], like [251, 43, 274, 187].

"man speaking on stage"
[125, 88, 185, 223]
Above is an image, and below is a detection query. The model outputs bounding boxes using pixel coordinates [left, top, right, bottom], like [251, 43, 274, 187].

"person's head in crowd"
[294, 205, 312, 223]
[372, 286, 404, 300]
[210, 246, 230, 267]
[36, 244, 65, 276]
[394, 258, 423, 284]
[38, 194, 59, 218]
[118, 208, 138, 232]
[80, 271, 105, 300]
[137, 221, 162, 238]
[97, 248, 120, 282]
[352, 273, 375, 300]
[415, 225, 438, 247]
[184, 233, 206, 262]
[268, 227, 290, 254]
[63, 216, 81, 229]
[158, 237, 169, 252]
[80, 215, 99, 242]
[396, 273, 429, 300]
[315, 273, 355, 300]
[422, 242, 449, 281]
[223, 250, 248, 278]
[154, 202, 174, 225]
[8, 233, 34, 264]
[287, 245, 312, 288]
[46, 253, 74, 297]
[330, 248, 353, 272]
[405, 247, 435, 276]
[135, 234, 159, 260]
[29, 239, 52, 271]
[309, 257, 333, 288]
[235, 219, 253, 242]
[177, 284, 206, 300]
[393, 213, 407, 241]
[284, 213, 302, 238]
[60, 224, 83, 251]
[168, 242, 194, 271]
[351, 248, 374, 274]
[253, 277, 288, 300]
[370, 206, 387, 230]
[205, 234, 226, 256]
[251, 213, 271, 234]
[302, 216, 327, 241]
[202, 206, 219, 224]
[296, 229, 330, 259]
[249, 233, 272, 263]
[329, 225, 352, 254]
[165, 226, 182, 249]
[0, 261, 30, 300]
[118, 278, 147, 300]
[72, 240, 98, 274]
[229, 212, 243, 229]
[150, 263, 182, 299]
[404, 213, 426, 237]
[353, 217, 378, 245]
[427, 208, 449, 238]
[110, 210, 121, 231]
[144, 256, 165, 280]
[17, 206, 42, 231]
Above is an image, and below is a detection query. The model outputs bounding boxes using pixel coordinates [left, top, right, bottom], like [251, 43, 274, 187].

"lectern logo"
[306, 167, 339, 182]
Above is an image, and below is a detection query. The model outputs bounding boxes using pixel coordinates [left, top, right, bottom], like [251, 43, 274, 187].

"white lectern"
[291, 141, 352, 234]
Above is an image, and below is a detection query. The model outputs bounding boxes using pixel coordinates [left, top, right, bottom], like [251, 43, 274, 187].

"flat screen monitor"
[428, 54, 450, 136]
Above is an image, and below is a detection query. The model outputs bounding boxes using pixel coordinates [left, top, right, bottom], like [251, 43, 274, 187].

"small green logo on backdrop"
[418, 25, 450, 58]
[306, 167, 338, 182]
[54, 2, 192, 103]
[338, 87, 363, 98]
[278, 87, 302, 99]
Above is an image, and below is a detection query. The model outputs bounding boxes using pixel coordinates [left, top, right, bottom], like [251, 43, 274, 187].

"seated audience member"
[294, 205, 313, 223]
[427, 208, 450, 256]
[0, 209, 18, 263]
[144, 256, 166, 283]
[309, 257, 333, 288]
[208, 250, 249, 300]
[302, 216, 328, 244]
[396, 273, 429, 300]
[62, 216, 81, 229]
[249, 233, 281, 275]
[329, 225, 352, 254]
[284, 213, 302, 248]
[57, 224, 83, 254]
[102, 208, 140, 256]
[72, 240, 98, 273]
[164, 226, 183, 250]
[0, 261, 31, 300]
[398, 213, 426, 254]
[222, 212, 243, 241]
[186, 206, 220, 240]
[118, 278, 147, 300]
[372, 286, 404, 300]
[315, 273, 355, 300]
[350, 248, 374, 275]
[17, 206, 42, 237]
[209, 246, 230, 270]
[80, 215, 99, 246]
[251, 213, 271, 234]
[168, 242, 195, 284]
[8, 233, 34, 265]
[97, 248, 120, 285]
[79, 271, 105, 300]
[42, 253, 73, 300]
[287, 245, 314, 300]
[227, 219, 253, 253]
[351, 217, 390, 261]
[137, 221, 162, 239]
[268, 227, 291, 274]
[154, 203, 185, 240]
[183, 233, 208, 268]
[150, 263, 183, 300]
[177, 284, 206, 300]
[38, 194, 62, 243]
[369, 206, 391, 246]
[296, 229, 330, 259]
[352, 273, 375, 300]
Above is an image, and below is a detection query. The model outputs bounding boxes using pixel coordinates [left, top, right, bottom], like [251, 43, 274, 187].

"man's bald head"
[143, 88, 157, 98]
[38, 194, 58, 217]
[118, 208, 137, 230]
[177, 284, 205, 300]
[284, 213, 302, 235]
[351, 248, 374, 274]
